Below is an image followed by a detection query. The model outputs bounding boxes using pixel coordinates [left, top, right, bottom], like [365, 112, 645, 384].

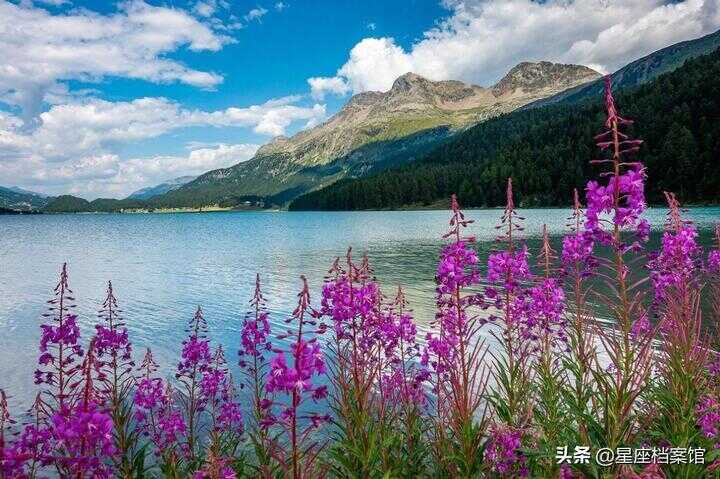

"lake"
[1, 207, 719, 411]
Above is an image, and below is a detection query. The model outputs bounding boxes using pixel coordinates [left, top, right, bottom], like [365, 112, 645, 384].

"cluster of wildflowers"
[2, 76, 720, 478]
[697, 395, 720, 448]
[647, 192, 702, 304]
[485, 425, 529, 477]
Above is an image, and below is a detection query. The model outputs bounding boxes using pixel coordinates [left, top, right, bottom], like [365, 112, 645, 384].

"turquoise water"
[1, 207, 718, 410]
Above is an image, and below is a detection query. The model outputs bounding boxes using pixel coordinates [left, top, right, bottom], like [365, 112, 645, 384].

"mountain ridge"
[527, 28, 720, 108]
[289, 46, 720, 211]
[156, 61, 600, 207]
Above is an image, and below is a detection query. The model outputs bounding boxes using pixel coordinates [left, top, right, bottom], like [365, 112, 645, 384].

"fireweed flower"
[647, 193, 702, 303]
[485, 425, 528, 477]
[697, 395, 720, 448]
[378, 287, 427, 407]
[585, 77, 646, 245]
[50, 341, 116, 478]
[266, 276, 328, 479]
[176, 306, 212, 459]
[0, 389, 26, 477]
[35, 263, 84, 410]
[203, 346, 243, 436]
[238, 274, 274, 431]
[422, 194, 490, 475]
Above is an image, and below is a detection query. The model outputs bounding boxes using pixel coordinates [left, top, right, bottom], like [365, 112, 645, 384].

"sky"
[0, 0, 718, 199]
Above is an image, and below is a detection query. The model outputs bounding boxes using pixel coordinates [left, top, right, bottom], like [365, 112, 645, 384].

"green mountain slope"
[289, 48, 720, 211]
[155, 63, 600, 208]
[0, 186, 50, 211]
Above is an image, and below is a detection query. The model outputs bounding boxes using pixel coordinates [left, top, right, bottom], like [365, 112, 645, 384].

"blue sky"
[0, 0, 718, 198]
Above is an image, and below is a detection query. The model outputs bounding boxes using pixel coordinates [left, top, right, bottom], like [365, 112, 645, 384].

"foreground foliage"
[1, 78, 720, 479]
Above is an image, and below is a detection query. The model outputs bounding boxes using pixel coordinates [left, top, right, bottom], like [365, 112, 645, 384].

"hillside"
[289, 48, 720, 210]
[0, 186, 50, 211]
[154, 62, 599, 208]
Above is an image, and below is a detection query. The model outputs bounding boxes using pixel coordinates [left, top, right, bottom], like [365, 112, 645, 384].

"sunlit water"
[1, 207, 718, 411]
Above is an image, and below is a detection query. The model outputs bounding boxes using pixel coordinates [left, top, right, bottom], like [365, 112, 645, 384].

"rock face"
[159, 62, 601, 207]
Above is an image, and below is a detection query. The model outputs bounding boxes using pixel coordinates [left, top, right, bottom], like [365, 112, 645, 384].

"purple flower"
[134, 377, 165, 411]
[561, 232, 595, 275]
[697, 395, 720, 445]
[35, 264, 84, 410]
[485, 425, 528, 477]
[630, 312, 651, 339]
[647, 195, 702, 302]
[50, 402, 115, 477]
[487, 247, 532, 291]
[585, 77, 646, 243]
[708, 250, 720, 274]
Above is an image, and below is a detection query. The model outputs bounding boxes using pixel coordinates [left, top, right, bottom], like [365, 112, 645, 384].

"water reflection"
[0, 207, 718, 410]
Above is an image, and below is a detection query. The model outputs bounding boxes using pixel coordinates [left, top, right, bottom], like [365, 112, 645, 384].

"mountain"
[127, 176, 196, 200]
[41, 195, 148, 213]
[42, 195, 91, 213]
[529, 28, 720, 108]
[289, 46, 720, 210]
[0, 186, 50, 211]
[155, 62, 599, 208]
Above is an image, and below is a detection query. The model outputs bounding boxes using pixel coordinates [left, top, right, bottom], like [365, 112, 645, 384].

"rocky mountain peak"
[390, 72, 432, 92]
[492, 61, 600, 97]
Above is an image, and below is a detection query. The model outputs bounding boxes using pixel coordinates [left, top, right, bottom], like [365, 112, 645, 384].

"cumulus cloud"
[0, 143, 260, 198]
[0, 96, 324, 197]
[307, 76, 352, 100]
[0, 0, 232, 119]
[312, 0, 720, 96]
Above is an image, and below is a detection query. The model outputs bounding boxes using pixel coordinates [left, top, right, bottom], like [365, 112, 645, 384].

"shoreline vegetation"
[2, 78, 720, 479]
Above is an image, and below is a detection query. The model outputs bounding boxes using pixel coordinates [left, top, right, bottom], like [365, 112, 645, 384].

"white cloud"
[312, 0, 720, 95]
[1, 143, 261, 199]
[275, 2, 287, 11]
[367, 22, 376, 31]
[307, 76, 352, 100]
[0, 0, 232, 118]
[193, 0, 217, 17]
[244, 6, 268, 22]
[0, 96, 325, 196]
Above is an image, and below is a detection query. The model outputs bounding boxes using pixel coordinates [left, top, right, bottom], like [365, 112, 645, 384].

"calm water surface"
[1, 208, 718, 410]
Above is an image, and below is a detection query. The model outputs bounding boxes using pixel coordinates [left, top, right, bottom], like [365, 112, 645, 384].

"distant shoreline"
[4, 202, 719, 216]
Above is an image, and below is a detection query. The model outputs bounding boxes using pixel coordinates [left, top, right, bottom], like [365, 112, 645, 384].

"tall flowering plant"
[238, 274, 275, 474]
[201, 346, 243, 465]
[648, 193, 711, 477]
[583, 76, 655, 465]
[523, 226, 571, 476]
[484, 179, 534, 477]
[49, 339, 115, 478]
[321, 250, 393, 477]
[423, 194, 489, 477]
[265, 276, 328, 479]
[559, 190, 599, 460]
[176, 306, 212, 466]
[134, 348, 187, 477]
[92, 281, 138, 476]
[34, 263, 84, 414]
